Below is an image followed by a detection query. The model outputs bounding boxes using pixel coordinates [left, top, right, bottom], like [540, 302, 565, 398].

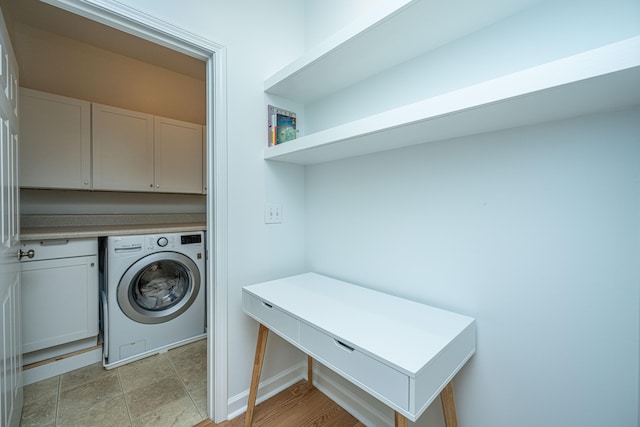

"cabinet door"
[21, 255, 98, 354]
[92, 103, 154, 191]
[154, 116, 203, 194]
[19, 89, 91, 190]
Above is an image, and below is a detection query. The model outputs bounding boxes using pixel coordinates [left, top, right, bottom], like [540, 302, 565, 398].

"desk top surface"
[243, 272, 475, 375]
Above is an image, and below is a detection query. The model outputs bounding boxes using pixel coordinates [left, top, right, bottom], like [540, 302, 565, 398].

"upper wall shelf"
[264, 36, 640, 165]
[264, 0, 543, 103]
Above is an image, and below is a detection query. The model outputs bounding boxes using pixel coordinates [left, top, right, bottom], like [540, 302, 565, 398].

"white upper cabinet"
[154, 116, 203, 194]
[20, 88, 91, 189]
[20, 91, 205, 194]
[92, 103, 204, 194]
[263, 0, 640, 165]
[91, 103, 155, 192]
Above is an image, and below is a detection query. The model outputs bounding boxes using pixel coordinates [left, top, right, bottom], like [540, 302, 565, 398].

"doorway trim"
[41, 0, 229, 422]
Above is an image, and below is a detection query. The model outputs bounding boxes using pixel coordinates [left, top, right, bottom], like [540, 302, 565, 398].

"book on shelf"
[268, 105, 297, 147]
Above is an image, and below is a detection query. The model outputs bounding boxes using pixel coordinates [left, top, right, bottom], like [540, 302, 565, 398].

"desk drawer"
[300, 323, 408, 410]
[242, 293, 299, 342]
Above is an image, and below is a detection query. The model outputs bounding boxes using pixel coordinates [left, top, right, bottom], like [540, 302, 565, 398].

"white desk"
[242, 273, 476, 426]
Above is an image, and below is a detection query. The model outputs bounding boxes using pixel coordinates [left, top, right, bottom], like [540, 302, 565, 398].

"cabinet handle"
[18, 249, 35, 260]
[334, 339, 355, 352]
[261, 301, 273, 309]
[40, 239, 69, 246]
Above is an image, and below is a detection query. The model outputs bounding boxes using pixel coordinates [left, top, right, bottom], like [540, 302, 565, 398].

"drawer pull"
[262, 301, 273, 309]
[40, 239, 69, 246]
[335, 339, 355, 352]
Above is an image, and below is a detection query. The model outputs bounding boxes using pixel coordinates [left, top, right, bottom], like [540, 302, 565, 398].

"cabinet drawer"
[242, 293, 299, 343]
[300, 323, 409, 410]
[21, 238, 97, 261]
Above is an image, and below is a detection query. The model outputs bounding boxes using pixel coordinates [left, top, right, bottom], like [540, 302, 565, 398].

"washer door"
[117, 251, 200, 324]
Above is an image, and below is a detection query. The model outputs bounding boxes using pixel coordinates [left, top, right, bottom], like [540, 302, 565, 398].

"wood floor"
[195, 380, 365, 427]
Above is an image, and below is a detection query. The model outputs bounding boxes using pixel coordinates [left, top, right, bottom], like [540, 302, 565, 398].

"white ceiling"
[7, 0, 205, 80]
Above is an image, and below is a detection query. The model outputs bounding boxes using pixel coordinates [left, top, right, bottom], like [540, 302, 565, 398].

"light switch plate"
[265, 203, 282, 224]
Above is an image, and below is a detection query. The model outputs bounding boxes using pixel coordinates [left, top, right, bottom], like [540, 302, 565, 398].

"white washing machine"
[100, 231, 206, 369]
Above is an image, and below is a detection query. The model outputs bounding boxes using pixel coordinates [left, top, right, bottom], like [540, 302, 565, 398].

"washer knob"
[157, 237, 169, 247]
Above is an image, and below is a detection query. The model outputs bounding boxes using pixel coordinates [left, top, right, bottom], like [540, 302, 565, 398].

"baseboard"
[23, 347, 103, 386]
[226, 361, 306, 420]
[23, 337, 99, 366]
[312, 364, 392, 427]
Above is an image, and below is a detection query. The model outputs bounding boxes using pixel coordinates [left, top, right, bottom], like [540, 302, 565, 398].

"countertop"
[21, 214, 206, 241]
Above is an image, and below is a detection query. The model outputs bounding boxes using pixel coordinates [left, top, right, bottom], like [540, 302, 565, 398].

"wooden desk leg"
[395, 381, 458, 427]
[440, 381, 459, 427]
[307, 355, 314, 389]
[394, 411, 409, 427]
[245, 324, 269, 427]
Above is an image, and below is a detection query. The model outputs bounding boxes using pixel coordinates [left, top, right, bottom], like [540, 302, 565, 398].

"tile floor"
[20, 339, 207, 427]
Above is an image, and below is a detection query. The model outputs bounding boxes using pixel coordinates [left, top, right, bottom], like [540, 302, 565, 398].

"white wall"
[304, 0, 390, 48]
[302, 0, 640, 425]
[306, 109, 640, 426]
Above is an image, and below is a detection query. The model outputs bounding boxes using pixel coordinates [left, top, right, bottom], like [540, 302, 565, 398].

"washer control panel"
[109, 232, 204, 256]
[146, 235, 175, 250]
[146, 234, 203, 249]
[181, 234, 203, 245]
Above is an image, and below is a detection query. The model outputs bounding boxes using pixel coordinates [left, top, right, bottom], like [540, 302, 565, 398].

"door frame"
[41, 0, 229, 421]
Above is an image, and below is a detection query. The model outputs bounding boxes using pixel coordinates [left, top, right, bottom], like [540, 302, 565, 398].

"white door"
[0, 7, 22, 427]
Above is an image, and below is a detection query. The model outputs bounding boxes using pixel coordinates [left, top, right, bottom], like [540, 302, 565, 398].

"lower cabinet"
[20, 238, 99, 365]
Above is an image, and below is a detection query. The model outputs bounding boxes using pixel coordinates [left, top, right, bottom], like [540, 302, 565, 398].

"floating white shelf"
[264, 36, 640, 165]
[264, 0, 543, 103]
